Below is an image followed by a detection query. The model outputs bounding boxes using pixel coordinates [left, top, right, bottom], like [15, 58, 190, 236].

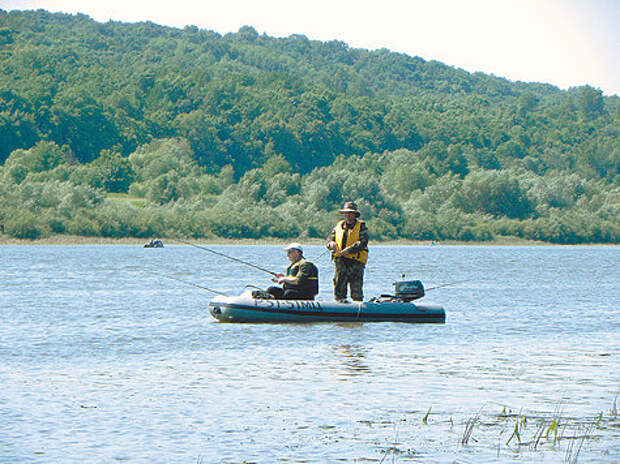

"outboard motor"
[393, 279, 425, 302]
[370, 275, 426, 303]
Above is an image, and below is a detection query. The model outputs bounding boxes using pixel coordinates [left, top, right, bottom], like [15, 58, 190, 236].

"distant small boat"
[144, 239, 164, 248]
[209, 280, 445, 323]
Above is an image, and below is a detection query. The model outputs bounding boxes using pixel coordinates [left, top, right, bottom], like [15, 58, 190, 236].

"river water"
[1, 244, 618, 463]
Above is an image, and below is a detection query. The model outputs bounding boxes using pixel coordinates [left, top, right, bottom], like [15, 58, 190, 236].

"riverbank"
[0, 234, 611, 246]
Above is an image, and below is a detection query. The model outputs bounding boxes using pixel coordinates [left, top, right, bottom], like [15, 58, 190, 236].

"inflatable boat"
[208, 279, 445, 323]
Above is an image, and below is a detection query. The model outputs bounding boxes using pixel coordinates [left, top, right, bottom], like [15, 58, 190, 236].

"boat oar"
[168, 238, 279, 277]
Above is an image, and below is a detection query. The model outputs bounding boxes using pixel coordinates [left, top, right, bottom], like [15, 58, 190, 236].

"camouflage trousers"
[333, 258, 365, 301]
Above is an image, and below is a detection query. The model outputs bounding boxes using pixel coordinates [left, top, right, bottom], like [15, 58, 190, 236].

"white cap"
[283, 242, 303, 254]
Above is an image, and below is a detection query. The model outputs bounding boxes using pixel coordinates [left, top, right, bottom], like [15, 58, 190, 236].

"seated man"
[267, 243, 319, 300]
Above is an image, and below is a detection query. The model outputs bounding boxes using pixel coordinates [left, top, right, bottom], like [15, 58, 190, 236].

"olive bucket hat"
[339, 201, 360, 217]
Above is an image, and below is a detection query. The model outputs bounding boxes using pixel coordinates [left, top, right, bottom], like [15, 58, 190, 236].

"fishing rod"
[160, 274, 229, 296]
[169, 238, 279, 277]
[425, 279, 475, 292]
[315, 248, 331, 260]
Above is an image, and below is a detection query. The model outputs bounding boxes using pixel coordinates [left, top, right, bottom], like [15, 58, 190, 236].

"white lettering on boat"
[254, 299, 275, 308]
[253, 298, 323, 312]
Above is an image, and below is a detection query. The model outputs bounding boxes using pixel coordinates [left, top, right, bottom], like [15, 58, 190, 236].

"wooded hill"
[1, 9, 618, 243]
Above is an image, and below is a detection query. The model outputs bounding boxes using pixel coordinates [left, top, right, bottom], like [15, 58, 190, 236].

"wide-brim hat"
[339, 201, 360, 216]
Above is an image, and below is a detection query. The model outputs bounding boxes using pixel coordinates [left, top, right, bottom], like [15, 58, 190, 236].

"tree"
[89, 150, 134, 193]
[576, 85, 604, 118]
[0, 10, 618, 243]
[4, 140, 69, 173]
[453, 170, 533, 219]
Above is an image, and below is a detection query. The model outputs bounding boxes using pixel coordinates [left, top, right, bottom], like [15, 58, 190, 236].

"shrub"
[4, 211, 48, 239]
[66, 213, 101, 236]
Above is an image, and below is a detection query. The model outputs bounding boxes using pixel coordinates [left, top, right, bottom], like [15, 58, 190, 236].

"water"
[1, 244, 618, 463]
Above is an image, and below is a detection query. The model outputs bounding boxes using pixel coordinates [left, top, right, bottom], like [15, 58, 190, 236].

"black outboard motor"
[393, 279, 425, 302]
[373, 278, 426, 303]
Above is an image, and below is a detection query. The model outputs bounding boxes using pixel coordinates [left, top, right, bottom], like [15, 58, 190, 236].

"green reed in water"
[368, 400, 618, 463]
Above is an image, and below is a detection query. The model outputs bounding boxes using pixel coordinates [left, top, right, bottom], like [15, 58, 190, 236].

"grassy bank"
[0, 234, 605, 246]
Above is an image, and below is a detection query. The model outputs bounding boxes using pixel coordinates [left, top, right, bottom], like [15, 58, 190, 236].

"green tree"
[575, 85, 604, 118]
[453, 170, 533, 219]
[91, 150, 135, 193]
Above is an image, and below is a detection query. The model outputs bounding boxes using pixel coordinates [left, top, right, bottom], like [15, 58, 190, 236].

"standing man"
[326, 201, 369, 303]
[267, 243, 319, 300]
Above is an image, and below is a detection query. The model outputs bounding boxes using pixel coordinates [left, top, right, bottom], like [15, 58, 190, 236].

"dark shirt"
[284, 259, 319, 296]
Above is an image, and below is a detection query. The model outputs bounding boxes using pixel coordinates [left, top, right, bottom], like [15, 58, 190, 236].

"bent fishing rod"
[169, 238, 279, 277]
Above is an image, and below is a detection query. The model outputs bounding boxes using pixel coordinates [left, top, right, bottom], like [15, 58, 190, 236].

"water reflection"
[2, 245, 618, 463]
[331, 344, 372, 379]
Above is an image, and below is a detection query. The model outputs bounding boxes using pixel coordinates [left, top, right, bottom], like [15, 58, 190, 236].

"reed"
[422, 407, 431, 425]
[546, 418, 559, 446]
[460, 415, 478, 445]
[370, 400, 613, 463]
[506, 416, 522, 446]
[532, 420, 547, 450]
[564, 421, 594, 464]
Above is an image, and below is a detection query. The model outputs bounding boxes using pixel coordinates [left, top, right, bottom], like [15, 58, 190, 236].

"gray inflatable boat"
[209, 280, 445, 323]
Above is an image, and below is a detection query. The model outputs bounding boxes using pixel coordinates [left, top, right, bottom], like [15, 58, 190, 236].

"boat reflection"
[331, 344, 372, 379]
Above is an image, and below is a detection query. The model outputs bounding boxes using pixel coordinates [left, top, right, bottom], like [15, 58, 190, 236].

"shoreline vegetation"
[0, 234, 614, 246]
[1, 10, 618, 246]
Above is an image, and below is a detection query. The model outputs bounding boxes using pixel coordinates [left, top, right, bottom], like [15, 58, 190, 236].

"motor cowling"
[393, 280, 425, 301]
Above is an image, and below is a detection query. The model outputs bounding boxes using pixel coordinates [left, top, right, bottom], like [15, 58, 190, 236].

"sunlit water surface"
[1, 245, 618, 463]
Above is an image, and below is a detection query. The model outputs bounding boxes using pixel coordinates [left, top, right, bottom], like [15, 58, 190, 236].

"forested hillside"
[1, 9, 618, 243]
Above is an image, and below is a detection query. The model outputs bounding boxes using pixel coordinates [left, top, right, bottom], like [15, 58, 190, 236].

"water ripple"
[0, 244, 618, 463]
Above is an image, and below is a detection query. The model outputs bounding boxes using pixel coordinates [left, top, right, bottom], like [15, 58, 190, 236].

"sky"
[1, 0, 618, 96]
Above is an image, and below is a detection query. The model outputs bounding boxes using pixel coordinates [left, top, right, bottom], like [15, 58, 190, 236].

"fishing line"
[139, 264, 229, 296]
[168, 238, 279, 277]
[425, 279, 476, 291]
[159, 273, 229, 296]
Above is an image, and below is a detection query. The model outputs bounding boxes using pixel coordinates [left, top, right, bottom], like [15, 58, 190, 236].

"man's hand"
[340, 246, 353, 256]
[326, 241, 337, 251]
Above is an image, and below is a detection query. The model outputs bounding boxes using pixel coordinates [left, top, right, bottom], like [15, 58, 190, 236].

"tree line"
[0, 9, 618, 243]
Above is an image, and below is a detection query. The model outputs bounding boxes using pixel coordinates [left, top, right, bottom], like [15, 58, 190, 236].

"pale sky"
[1, 0, 618, 96]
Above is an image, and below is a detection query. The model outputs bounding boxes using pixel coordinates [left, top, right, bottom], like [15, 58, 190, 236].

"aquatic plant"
[546, 418, 559, 445]
[564, 421, 594, 464]
[367, 401, 614, 462]
[594, 412, 603, 428]
[506, 415, 523, 446]
[460, 415, 479, 445]
[422, 407, 431, 425]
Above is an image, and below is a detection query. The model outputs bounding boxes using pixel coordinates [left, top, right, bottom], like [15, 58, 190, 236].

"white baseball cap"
[283, 242, 303, 254]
